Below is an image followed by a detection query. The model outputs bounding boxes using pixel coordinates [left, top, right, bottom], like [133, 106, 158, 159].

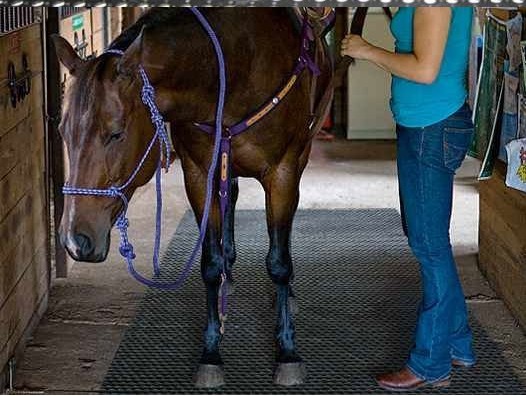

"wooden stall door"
[0, 10, 49, 379]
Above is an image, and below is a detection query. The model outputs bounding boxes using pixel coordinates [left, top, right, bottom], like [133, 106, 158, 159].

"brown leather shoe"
[375, 367, 451, 392]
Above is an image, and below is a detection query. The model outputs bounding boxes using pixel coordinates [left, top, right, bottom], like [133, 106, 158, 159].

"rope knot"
[108, 186, 121, 198]
[141, 84, 155, 100]
[119, 243, 136, 259]
[152, 113, 164, 126]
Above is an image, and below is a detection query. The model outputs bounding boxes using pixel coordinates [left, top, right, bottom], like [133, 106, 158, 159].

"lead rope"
[188, 7, 230, 333]
[63, 7, 229, 336]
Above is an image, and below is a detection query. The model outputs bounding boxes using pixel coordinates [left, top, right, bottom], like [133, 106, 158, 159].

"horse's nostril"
[73, 233, 94, 257]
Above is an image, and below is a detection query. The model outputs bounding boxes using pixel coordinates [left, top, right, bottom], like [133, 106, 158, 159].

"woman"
[341, 7, 476, 391]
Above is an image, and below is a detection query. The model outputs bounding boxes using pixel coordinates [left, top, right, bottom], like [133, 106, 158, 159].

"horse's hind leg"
[182, 159, 226, 388]
[262, 161, 307, 386]
[222, 177, 239, 295]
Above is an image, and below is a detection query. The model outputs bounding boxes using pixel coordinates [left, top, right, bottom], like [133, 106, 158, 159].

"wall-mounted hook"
[73, 29, 89, 60]
[7, 53, 32, 109]
[7, 61, 17, 108]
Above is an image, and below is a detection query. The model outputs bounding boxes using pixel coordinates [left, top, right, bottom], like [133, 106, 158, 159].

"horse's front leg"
[182, 159, 226, 388]
[262, 163, 306, 386]
[223, 177, 239, 295]
[195, 225, 226, 388]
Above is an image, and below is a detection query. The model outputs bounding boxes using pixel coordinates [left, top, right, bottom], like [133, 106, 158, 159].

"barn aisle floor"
[101, 209, 524, 393]
[12, 139, 526, 393]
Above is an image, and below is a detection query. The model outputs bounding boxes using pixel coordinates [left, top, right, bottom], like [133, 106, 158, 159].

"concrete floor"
[12, 139, 526, 393]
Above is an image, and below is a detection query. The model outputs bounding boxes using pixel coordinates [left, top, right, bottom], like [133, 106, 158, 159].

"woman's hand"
[340, 34, 373, 61]
[339, 8, 452, 84]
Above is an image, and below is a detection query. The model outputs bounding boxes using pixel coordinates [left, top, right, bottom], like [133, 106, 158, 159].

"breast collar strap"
[193, 15, 321, 138]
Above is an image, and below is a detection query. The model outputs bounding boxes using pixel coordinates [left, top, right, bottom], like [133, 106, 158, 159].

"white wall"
[347, 8, 396, 140]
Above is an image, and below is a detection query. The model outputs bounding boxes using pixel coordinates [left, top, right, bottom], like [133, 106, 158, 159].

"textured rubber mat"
[102, 209, 525, 394]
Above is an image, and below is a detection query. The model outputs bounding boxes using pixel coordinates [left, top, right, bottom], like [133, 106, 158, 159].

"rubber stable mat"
[102, 209, 525, 394]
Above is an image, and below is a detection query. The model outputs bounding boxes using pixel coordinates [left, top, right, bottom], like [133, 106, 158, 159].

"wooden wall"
[109, 8, 123, 42]
[0, 23, 49, 375]
[479, 162, 526, 329]
[91, 8, 107, 57]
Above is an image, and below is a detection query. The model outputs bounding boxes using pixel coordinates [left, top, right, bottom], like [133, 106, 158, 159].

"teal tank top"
[390, 7, 473, 127]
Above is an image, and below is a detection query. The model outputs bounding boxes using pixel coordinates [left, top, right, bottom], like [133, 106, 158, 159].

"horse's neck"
[142, 9, 299, 125]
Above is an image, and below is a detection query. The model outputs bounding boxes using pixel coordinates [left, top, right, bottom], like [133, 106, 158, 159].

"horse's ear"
[117, 26, 146, 76]
[51, 34, 83, 75]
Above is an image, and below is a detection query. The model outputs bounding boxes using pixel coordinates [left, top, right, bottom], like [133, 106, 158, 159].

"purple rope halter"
[62, 8, 228, 301]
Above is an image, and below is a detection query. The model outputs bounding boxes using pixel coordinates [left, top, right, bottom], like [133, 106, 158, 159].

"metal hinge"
[5, 357, 15, 393]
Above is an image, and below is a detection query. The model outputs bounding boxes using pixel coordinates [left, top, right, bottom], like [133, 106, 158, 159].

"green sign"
[72, 14, 84, 31]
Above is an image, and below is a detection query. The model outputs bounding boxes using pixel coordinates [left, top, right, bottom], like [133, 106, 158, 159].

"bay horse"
[53, 7, 333, 388]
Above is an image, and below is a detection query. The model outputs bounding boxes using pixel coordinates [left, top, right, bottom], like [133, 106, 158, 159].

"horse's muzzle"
[61, 231, 109, 263]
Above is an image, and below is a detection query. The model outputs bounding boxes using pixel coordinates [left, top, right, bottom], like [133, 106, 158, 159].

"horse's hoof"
[273, 362, 306, 386]
[194, 364, 225, 388]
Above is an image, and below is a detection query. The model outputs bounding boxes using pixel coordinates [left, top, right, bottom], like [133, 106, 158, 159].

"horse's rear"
[53, 7, 333, 388]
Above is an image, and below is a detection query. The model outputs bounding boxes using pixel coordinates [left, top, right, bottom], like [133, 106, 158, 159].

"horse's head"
[53, 31, 162, 263]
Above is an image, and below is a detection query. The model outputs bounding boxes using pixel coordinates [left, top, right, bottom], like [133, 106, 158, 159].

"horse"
[53, 7, 333, 388]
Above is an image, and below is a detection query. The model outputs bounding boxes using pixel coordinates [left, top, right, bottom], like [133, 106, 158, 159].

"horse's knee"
[266, 252, 292, 284]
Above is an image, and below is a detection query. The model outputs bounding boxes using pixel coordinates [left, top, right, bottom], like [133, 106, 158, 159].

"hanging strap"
[194, 15, 320, 137]
[333, 7, 392, 85]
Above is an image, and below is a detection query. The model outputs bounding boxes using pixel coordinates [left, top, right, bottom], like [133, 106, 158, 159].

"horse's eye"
[107, 131, 124, 145]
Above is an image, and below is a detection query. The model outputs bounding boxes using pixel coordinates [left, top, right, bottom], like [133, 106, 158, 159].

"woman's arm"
[341, 7, 452, 84]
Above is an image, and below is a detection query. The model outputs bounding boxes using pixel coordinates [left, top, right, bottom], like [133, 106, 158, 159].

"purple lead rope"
[62, 6, 229, 314]
[189, 8, 230, 323]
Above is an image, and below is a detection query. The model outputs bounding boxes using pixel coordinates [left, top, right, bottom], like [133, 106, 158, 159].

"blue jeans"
[397, 103, 476, 382]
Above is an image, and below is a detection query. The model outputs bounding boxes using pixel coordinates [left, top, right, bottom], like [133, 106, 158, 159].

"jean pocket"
[444, 127, 474, 172]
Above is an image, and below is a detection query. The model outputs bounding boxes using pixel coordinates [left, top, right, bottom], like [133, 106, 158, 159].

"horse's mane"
[67, 9, 185, 123]
[109, 8, 187, 51]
